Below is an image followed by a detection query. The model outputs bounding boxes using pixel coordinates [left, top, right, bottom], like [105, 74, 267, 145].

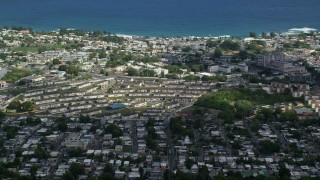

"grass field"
[1, 68, 38, 83]
[13, 44, 66, 53]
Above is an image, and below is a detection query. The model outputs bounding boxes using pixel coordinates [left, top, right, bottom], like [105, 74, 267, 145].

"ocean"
[0, 0, 320, 37]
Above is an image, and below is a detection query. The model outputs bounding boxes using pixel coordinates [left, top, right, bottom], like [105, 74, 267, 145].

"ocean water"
[0, 0, 319, 37]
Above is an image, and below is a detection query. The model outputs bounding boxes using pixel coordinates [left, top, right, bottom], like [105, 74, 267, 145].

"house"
[294, 107, 318, 120]
[65, 133, 88, 149]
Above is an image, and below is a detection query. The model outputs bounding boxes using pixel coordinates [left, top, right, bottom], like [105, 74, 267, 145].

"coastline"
[5, 26, 319, 39]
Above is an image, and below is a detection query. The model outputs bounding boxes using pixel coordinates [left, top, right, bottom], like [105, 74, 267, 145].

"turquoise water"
[0, 0, 319, 37]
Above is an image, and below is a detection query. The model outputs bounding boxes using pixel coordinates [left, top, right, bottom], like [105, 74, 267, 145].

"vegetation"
[259, 140, 281, 155]
[127, 67, 156, 77]
[220, 39, 241, 51]
[7, 101, 35, 112]
[170, 117, 194, 138]
[1, 68, 39, 83]
[105, 124, 123, 138]
[195, 88, 299, 121]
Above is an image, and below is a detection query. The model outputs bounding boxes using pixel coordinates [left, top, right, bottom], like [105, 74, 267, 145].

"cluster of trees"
[68, 148, 84, 157]
[220, 39, 241, 51]
[170, 117, 194, 138]
[259, 140, 281, 155]
[58, 64, 80, 76]
[283, 41, 311, 49]
[255, 108, 298, 123]
[24, 117, 42, 126]
[201, 75, 227, 82]
[146, 119, 160, 150]
[105, 51, 133, 68]
[34, 145, 49, 159]
[127, 67, 156, 77]
[4, 126, 20, 139]
[206, 40, 221, 48]
[56, 116, 69, 132]
[105, 124, 123, 138]
[164, 166, 210, 180]
[62, 163, 85, 180]
[7, 101, 35, 113]
[195, 88, 299, 122]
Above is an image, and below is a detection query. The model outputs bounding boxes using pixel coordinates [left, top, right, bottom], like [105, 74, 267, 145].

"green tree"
[58, 65, 67, 71]
[197, 166, 211, 180]
[105, 124, 123, 138]
[34, 146, 49, 159]
[249, 32, 257, 38]
[30, 165, 38, 176]
[279, 165, 291, 179]
[185, 159, 195, 169]
[127, 67, 139, 76]
[140, 69, 156, 77]
[206, 40, 220, 48]
[99, 51, 107, 58]
[261, 32, 267, 38]
[221, 40, 240, 51]
[52, 58, 61, 65]
[259, 140, 280, 155]
[58, 122, 68, 132]
[214, 48, 223, 58]
[0, 110, 6, 125]
[68, 148, 84, 157]
[270, 32, 276, 38]
[182, 46, 192, 52]
[69, 163, 85, 179]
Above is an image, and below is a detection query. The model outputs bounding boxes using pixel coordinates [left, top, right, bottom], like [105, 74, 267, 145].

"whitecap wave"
[287, 27, 318, 34]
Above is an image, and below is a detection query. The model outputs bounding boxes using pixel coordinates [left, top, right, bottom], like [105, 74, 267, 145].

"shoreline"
[2, 26, 319, 39]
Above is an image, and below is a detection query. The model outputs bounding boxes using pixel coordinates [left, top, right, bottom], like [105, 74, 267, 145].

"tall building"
[255, 52, 306, 75]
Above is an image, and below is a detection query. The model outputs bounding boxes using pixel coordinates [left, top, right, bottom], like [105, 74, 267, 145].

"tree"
[238, 50, 249, 60]
[58, 65, 67, 71]
[105, 124, 123, 138]
[197, 166, 211, 180]
[68, 148, 84, 157]
[270, 32, 276, 38]
[201, 75, 210, 81]
[249, 32, 257, 38]
[62, 172, 76, 180]
[181, 46, 192, 52]
[67, 65, 80, 76]
[58, 122, 68, 132]
[79, 114, 91, 123]
[214, 48, 223, 58]
[88, 52, 97, 60]
[221, 40, 240, 51]
[259, 140, 280, 155]
[279, 165, 291, 179]
[52, 58, 61, 65]
[99, 163, 116, 180]
[206, 40, 220, 48]
[0, 110, 6, 125]
[140, 69, 156, 77]
[99, 51, 107, 58]
[167, 65, 182, 74]
[185, 158, 194, 169]
[7, 101, 21, 110]
[34, 146, 49, 159]
[69, 163, 85, 179]
[20, 101, 35, 112]
[26, 117, 34, 124]
[30, 165, 38, 176]
[261, 32, 267, 38]
[127, 67, 139, 76]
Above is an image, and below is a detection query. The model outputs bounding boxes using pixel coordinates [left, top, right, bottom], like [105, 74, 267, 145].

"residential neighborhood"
[0, 28, 320, 179]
